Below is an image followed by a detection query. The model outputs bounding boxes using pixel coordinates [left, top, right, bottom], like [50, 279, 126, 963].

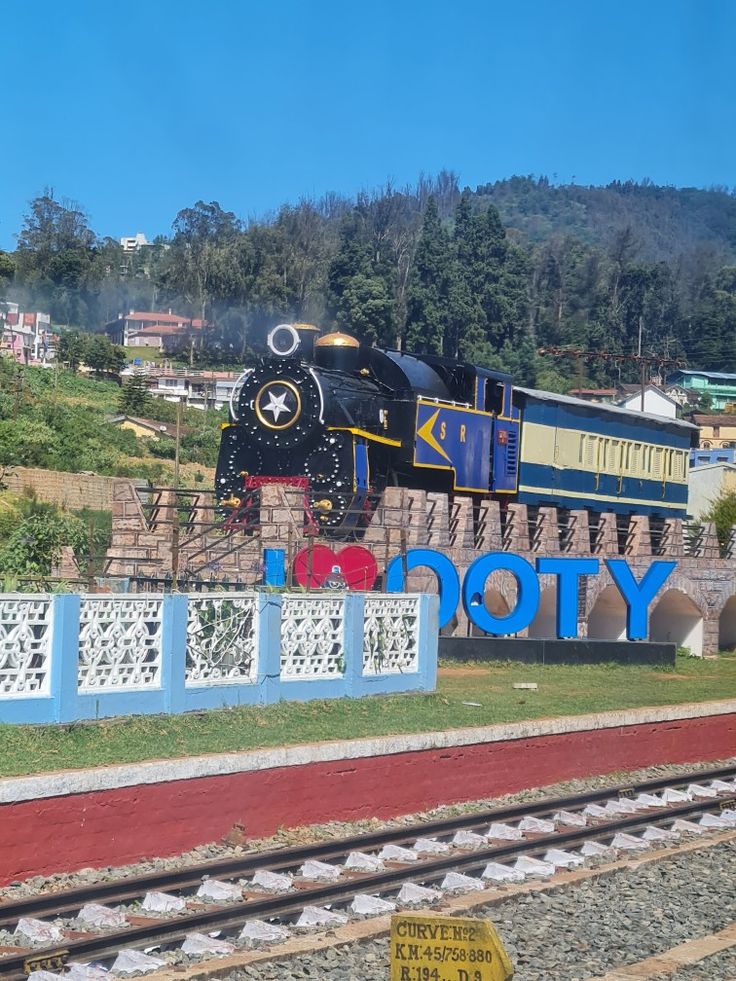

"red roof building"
[105, 310, 210, 353]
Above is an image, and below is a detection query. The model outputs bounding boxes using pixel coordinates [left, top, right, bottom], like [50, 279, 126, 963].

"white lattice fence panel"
[79, 596, 163, 691]
[186, 594, 257, 686]
[0, 596, 53, 696]
[281, 595, 345, 679]
[363, 596, 420, 675]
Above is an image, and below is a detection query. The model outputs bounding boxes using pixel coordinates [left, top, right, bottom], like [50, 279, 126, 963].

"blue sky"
[1, 0, 734, 250]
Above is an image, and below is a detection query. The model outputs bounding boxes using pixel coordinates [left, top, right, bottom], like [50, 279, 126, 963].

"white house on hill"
[616, 385, 678, 419]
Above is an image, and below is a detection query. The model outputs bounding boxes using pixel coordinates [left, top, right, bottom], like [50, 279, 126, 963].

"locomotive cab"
[405, 353, 520, 497]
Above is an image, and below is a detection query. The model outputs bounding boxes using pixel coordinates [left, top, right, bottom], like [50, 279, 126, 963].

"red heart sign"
[292, 544, 378, 590]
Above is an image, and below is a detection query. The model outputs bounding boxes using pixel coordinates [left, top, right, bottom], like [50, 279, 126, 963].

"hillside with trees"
[0, 358, 223, 484]
[3, 175, 736, 389]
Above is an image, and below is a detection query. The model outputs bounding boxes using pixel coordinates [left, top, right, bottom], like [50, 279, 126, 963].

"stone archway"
[719, 595, 736, 651]
[527, 586, 558, 639]
[649, 589, 704, 656]
[587, 584, 628, 641]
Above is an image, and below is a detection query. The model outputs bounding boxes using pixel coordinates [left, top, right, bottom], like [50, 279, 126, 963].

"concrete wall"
[1, 703, 734, 883]
[688, 464, 736, 519]
[0, 592, 437, 725]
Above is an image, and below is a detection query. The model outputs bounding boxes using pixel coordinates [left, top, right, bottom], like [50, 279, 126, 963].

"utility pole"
[538, 346, 686, 413]
[174, 397, 182, 489]
[638, 316, 645, 412]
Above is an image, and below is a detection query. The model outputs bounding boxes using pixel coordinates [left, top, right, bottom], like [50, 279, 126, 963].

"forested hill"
[2, 174, 736, 391]
[481, 177, 736, 262]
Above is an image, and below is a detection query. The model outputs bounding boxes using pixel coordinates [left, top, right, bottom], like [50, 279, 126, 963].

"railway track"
[4, 764, 736, 979]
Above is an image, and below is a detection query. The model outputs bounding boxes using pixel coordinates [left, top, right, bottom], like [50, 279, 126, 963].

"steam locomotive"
[215, 323, 697, 535]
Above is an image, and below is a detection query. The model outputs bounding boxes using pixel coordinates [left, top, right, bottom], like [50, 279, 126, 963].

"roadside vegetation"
[1, 653, 735, 777]
[705, 490, 736, 548]
[0, 491, 112, 580]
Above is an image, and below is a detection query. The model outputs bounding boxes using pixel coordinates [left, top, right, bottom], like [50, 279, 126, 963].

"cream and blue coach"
[514, 388, 695, 518]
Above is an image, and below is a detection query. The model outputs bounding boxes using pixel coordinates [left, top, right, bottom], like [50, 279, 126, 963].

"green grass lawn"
[1, 653, 735, 778]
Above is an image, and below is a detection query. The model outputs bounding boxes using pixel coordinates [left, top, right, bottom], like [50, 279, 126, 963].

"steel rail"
[0, 780, 734, 977]
[1, 793, 734, 979]
[1, 763, 734, 932]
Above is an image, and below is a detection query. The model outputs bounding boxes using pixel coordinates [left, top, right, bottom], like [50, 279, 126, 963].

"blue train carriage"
[513, 387, 698, 517]
[412, 364, 520, 495]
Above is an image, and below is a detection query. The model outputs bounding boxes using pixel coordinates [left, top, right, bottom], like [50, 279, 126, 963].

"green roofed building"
[667, 370, 736, 411]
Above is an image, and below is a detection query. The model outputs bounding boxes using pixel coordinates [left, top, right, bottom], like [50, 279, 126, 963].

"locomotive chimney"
[292, 323, 321, 360]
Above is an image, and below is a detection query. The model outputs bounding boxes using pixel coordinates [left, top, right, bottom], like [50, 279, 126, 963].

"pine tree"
[118, 375, 152, 416]
[687, 279, 727, 371]
[452, 200, 530, 366]
[404, 198, 452, 354]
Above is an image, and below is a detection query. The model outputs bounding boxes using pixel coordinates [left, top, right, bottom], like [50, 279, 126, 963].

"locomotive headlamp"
[267, 323, 301, 357]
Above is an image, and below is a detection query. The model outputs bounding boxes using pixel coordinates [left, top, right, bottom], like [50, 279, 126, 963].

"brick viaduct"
[104, 480, 736, 657]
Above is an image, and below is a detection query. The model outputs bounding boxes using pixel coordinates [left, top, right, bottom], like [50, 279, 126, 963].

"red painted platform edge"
[1, 710, 734, 885]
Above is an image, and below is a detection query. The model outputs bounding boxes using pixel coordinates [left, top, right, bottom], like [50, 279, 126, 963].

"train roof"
[410, 352, 512, 385]
[515, 386, 699, 434]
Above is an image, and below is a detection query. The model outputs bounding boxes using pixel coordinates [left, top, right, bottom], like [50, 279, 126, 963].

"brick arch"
[584, 566, 710, 622]
[649, 587, 705, 655]
[712, 583, 736, 619]
[651, 573, 710, 621]
[719, 593, 736, 650]
[584, 567, 617, 618]
[586, 584, 628, 641]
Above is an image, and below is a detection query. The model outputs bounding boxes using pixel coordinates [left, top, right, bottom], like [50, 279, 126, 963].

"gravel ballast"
[669, 949, 736, 980]
[224, 839, 736, 981]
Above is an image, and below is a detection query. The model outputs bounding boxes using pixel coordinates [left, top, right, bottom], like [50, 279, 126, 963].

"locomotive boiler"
[215, 323, 697, 535]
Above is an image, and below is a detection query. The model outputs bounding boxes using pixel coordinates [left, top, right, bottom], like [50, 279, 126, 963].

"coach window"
[586, 436, 597, 466]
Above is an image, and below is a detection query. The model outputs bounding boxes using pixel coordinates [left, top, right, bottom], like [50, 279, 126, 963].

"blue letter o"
[462, 553, 540, 635]
[386, 549, 460, 629]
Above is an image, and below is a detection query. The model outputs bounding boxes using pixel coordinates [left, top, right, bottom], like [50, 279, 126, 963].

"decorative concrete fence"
[0, 592, 438, 724]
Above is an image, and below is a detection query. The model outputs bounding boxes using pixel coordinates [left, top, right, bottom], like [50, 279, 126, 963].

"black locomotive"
[215, 323, 696, 535]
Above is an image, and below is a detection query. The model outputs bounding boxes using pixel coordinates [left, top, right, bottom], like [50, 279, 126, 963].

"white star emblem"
[262, 388, 291, 422]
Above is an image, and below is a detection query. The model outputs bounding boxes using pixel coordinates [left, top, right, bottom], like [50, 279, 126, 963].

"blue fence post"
[343, 593, 366, 698]
[418, 593, 439, 692]
[162, 593, 189, 714]
[50, 593, 81, 723]
[256, 592, 283, 704]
